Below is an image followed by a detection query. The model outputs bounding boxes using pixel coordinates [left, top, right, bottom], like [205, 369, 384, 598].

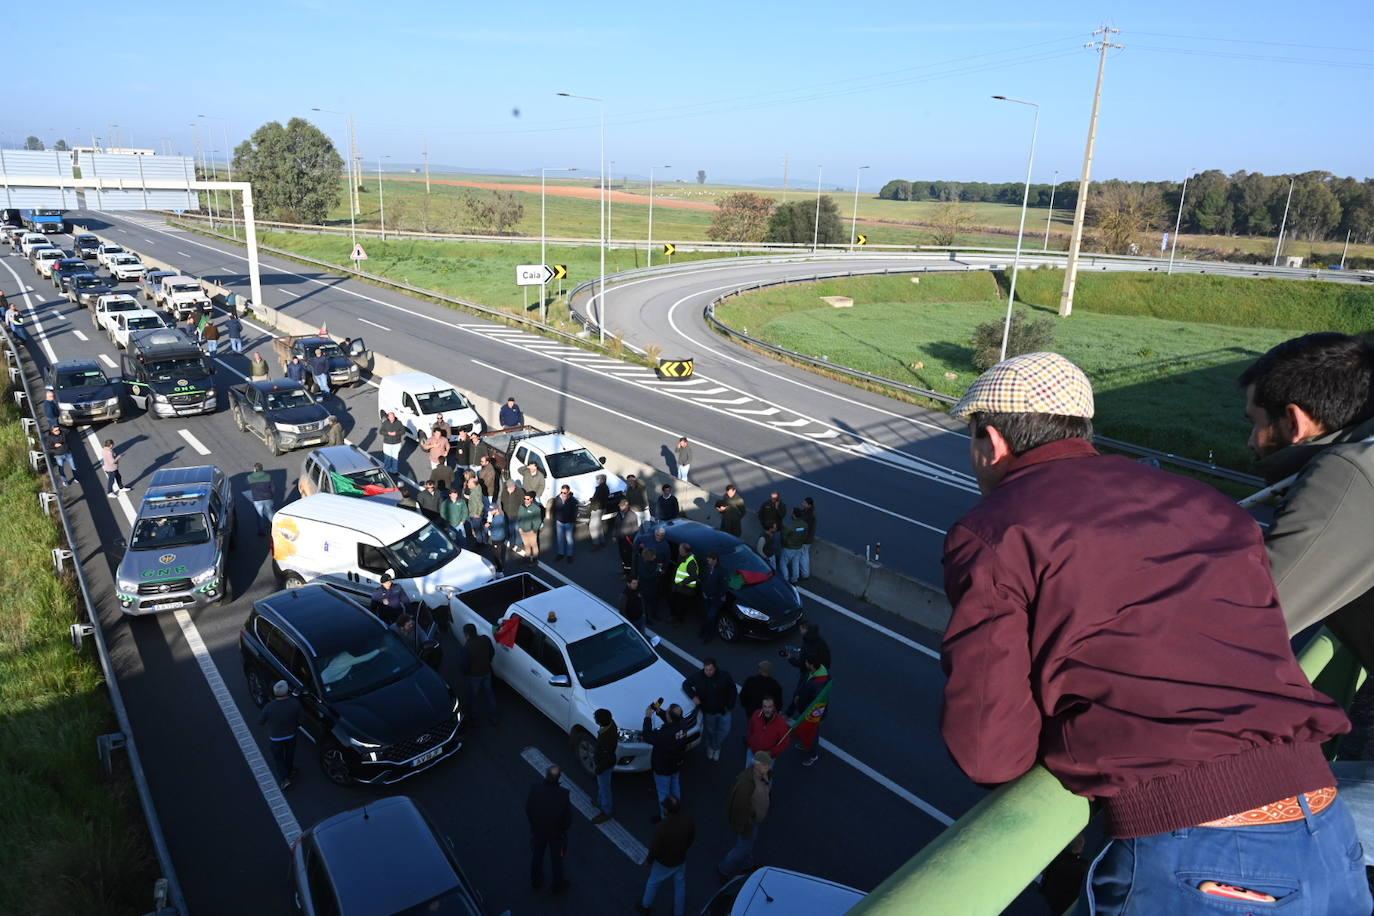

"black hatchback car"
[649, 519, 803, 642]
[240, 584, 462, 786]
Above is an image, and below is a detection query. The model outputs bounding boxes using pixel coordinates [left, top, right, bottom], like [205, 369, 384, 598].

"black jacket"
[370, 584, 407, 623]
[463, 635, 494, 677]
[417, 489, 442, 515]
[621, 586, 646, 622]
[258, 695, 301, 740]
[739, 674, 784, 716]
[683, 669, 737, 715]
[526, 779, 572, 839]
[590, 481, 611, 510]
[633, 550, 662, 589]
[649, 810, 696, 867]
[553, 495, 579, 524]
[644, 711, 692, 775]
[594, 725, 618, 774]
[791, 628, 832, 672]
[758, 499, 787, 531]
[655, 494, 679, 521]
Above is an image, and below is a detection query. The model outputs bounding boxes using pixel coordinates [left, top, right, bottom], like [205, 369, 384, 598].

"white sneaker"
[107, 492, 117, 499]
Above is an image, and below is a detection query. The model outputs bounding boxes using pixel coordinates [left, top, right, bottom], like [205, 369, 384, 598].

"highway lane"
[1, 236, 1052, 914]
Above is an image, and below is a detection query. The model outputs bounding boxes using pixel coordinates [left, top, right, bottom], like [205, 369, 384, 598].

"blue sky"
[8, 0, 1371, 187]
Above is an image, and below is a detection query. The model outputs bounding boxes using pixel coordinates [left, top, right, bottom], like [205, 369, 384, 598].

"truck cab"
[376, 372, 484, 442]
[156, 274, 212, 320]
[478, 427, 625, 510]
[121, 328, 216, 418]
[229, 380, 342, 455]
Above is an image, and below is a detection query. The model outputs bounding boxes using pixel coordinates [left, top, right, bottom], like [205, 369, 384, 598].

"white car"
[95, 243, 127, 268]
[446, 573, 703, 774]
[703, 868, 865, 916]
[108, 309, 167, 349]
[93, 294, 142, 334]
[376, 371, 485, 442]
[19, 233, 51, 256]
[108, 253, 146, 282]
[33, 248, 65, 278]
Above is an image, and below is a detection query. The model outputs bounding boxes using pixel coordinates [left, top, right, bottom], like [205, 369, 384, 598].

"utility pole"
[781, 154, 789, 204]
[422, 138, 431, 234]
[1341, 228, 1352, 269]
[1058, 26, 1122, 317]
[1168, 169, 1192, 275]
[1043, 170, 1057, 249]
[1273, 176, 1295, 267]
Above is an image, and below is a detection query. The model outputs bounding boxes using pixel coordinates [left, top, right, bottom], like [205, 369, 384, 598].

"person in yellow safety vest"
[671, 544, 700, 624]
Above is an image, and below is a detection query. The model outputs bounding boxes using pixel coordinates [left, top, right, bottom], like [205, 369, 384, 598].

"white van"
[270, 494, 495, 608]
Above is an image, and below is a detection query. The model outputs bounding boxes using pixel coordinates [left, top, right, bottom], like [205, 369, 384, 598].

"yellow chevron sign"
[655, 358, 695, 380]
[550, 264, 568, 280]
[856, 234, 868, 246]
[662, 243, 676, 256]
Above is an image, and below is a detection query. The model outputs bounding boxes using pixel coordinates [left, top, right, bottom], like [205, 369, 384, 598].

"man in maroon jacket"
[940, 351, 1368, 914]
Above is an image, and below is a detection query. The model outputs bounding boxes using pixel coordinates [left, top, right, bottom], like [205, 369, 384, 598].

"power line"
[1132, 30, 1374, 55]
[1132, 44, 1374, 70]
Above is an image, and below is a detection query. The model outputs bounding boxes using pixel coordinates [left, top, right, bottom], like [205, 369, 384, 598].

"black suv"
[240, 584, 462, 786]
[51, 258, 92, 292]
[72, 233, 101, 259]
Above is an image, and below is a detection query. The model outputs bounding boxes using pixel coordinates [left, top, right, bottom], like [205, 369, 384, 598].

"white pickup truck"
[446, 574, 701, 775]
[376, 372, 485, 441]
[155, 275, 212, 320]
[477, 426, 626, 515]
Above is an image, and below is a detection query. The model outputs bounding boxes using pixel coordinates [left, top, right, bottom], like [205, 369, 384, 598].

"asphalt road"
[0, 223, 1056, 915]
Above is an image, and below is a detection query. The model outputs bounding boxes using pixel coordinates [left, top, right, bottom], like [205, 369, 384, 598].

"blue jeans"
[596, 769, 613, 816]
[52, 452, 75, 480]
[556, 521, 574, 557]
[717, 827, 755, 878]
[702, 711, 731, 755]
[252, 498, 273, 531]
[799, 544, 810, 579]
[465, 674, 496, 724]
[1332, 761, 1374, 866]
[641, 861, 686, 916]
[381, 443, 400, 473]
[228, 337, 243, 353]
[1078, 795, 1369, 915]
[781, 548, 802, 583]
[268, 735, 296, 782]
[653, 772, 681, 817]
[314, 372, 330, 394]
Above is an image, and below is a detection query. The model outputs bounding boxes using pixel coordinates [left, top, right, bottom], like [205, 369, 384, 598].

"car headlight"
[617, 728, 645, 744]
[452, 696, 463, 715]
[275, 423, 300, 434]
[191, 567, 218, 586]
[736, 604, 770, 621]
[105, 397, 120, 407]
[58, 401, 75, 411]
[152, 393, 169, 403]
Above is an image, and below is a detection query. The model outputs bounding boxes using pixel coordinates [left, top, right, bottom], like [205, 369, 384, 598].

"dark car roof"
[250, 379, 308, 394]
[660, 518, 745, 554]
[309, 796, 479, 915]
[51, 358, 102, 373]
[257, 584, 383, 660]
[295, 336, 333, 348]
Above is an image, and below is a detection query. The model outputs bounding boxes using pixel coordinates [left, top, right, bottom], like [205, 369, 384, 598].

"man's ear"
[1283, 403, 1328, 445]
[983, 423, 1016, 465]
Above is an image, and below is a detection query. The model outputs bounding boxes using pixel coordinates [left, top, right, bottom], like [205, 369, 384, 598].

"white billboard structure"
[0, 150, 263, 312]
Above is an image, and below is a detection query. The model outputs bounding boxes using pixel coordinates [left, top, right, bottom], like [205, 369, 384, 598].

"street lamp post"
[1273, 176, 1296, 267]
[558, 92, 607, 344]
[541, 166, 576, 322]
[377, 156, 390, 240]
[311, 107, 357, 245]
[647, 165, 671, 267]
[190, 122, 217, 228]
[992, 95, 1040, 363]
[200, 114, 239, 238]
[1168, 169, 1193, 276]
[849, 165, 870, 252]
[1043, 170, 1058, 249]
[812, 166, 823, 253]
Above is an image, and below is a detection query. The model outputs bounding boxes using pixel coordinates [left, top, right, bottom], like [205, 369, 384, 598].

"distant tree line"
[879, 171, 1374, 243]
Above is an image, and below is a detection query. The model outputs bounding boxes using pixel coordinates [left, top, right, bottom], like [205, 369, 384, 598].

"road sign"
[550, 264, 568, 281]
[662, 243, 676, 256]
[351, 243, 368, 261]
[516, 264, 553, 286]
[655, 357, 695, 380]
[856, 234, 868, 246]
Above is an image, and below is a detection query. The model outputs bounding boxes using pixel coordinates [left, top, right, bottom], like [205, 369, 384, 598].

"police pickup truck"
[273, 334, 372, 392]
[120, 328, 216, 419]
[115, 466, 235, 614]
[229, 379, 343, 455]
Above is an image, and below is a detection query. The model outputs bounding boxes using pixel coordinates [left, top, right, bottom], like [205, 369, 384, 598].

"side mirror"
[548, 674, 571, 688]
[649, 634, 663, 648]
[598, 456, 607, 466]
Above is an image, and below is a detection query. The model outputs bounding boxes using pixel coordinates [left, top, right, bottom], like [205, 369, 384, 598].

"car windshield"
[265, 389, 314, 410]
[723, 543, 773, 577]
[566, 623, 657, 689]
[316, 629, 420, 700]
[545, 448, 602, 479]
[103, 246, 125, 255]
[345, 466, 396, 489]
[72, 276, 100, 289]
[76, 236, 96, 244]
[113, 256, 140, 265]
[414, 388, 469, 413]
[127, 316, 163, 331]
[56, 369, 107, 388]
[146, 357, 210, 382]
[57, 260, 83, 269]
[385, 522, 457, 578]
[130, 512, 209, 549]
[106, 299, 138, 313]
[306, 342, 344, 358]
[169, 282, 198, 293]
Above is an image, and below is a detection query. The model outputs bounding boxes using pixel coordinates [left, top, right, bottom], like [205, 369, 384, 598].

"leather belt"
[1200, 786, 1337, 828]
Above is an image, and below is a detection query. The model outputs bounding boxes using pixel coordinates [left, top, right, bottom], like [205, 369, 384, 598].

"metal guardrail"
[1, 325, 186, 915]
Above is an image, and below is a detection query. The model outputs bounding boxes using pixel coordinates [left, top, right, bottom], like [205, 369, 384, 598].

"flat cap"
[952, 351, 1094, 421]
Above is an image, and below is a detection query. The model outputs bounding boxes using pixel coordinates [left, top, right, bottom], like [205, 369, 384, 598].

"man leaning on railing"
[938, 352, 1369, 914]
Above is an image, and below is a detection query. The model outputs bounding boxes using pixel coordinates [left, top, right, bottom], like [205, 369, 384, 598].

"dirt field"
[387, 175, 718, 212]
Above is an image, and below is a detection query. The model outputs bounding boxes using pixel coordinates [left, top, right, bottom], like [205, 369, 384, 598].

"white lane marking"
[696, 396, 751, 406]
[116, 228, 128, 233]
[176, 251, 192, 258]
[731, 406, 780, 417]
[145, 238, 157, 245]
[797, 586, 941, 661]
[678, 386, 728, 395]
[520, 746, 647, 865]
[82, 431, 137, 520]
[356, 317, 391, 332]
[533, 559, 953, 826]
[72, 329, 88, 341]
[468, 357, 945, 534]
[178, 429, 212, 455]
[98, 353, 117, 368]
[770, 418, 811, 428]
[25, 284, 34, 291]
[49, 311, 65, 321]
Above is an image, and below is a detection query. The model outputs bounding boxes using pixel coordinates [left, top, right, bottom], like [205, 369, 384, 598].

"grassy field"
[0, 398, 156, 913]
[714, 270, 1374, 470]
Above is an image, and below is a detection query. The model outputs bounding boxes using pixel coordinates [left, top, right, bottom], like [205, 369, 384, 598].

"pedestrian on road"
[285, 354, 307, 385]
[553, 484, 578, 562]
[757, 491, 787, 533]
[417, 479, 442, 516]
[699, 552, 727, 642]
[4, 297, 23, 342]
[101, 439, 127, 497]
[675, 437, 692, 482]
[485, 506, 508, 573]
[259, 680, 302, 789]
[671, 544, 699, 624]
[784, 620, 832, 712]
[517, 491, 544, 564]
[740, 660, 784, 720]
[614, 498, 639, 576]
[715, 498, 742, 537]
[195, 310, 211, 341]
[592, 708, 618, 824]
[717, 752, 772, 881]
[499, 479, 523, 549]
[309, 347, 331, 396]
[252, 352, 271, 384]
[759, 523, 783, 576]
[202, 318, 220, 354]
[452, 428, 474, 468]
[520, 461, 546, 500]
[379, 410, 405, 475]
[625, 474, 650, 526]
[48, 424, 74, 487]
[441, 487, 469, 547]
[422, 425, 449, 471]
[683, 658, 737, 762]
[461, 623, 498, 726]
[467, 477, 488, 545]
[41, 388, 59, 429]
[369, 572, 407, 624]
[798, 496, 816, 581]
[388, 612, 419, 653]
[745, 697, 791, 774]
[429, 414, 451, 443]
[645, 703, 692, 821]
[724, 483, 746, 520]
[247, 462, 275, 535]
[655, 484, 679, 521]
[396, 485, 417, 510]
[429, 458, 455, 492]
[780, 509, 810, 584]
[621, 577, 648, 635]
[224, 314, 243, 354]
[634, 547, 664, 622]
[500, 396, 524, 429]
[588, 473, 610, 549]
[637, 795, 695, 916]
[479, 455, 500, 502]
[526, 765, 571, 894]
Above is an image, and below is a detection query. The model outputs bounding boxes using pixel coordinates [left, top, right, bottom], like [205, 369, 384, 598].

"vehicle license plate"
[412, 747, 444, 767]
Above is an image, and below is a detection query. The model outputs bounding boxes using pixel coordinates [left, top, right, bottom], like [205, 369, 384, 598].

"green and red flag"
[330, 471, 398, 498]
[728, 568, 773, 590]
[787, 668, 831, 749]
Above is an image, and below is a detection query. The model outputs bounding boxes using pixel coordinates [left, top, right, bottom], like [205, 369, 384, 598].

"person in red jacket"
[940, 351, 1367, 915]
[744, 696, 790, 775]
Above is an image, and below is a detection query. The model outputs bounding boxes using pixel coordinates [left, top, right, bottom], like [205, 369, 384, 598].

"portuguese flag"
[495, 615, 521, 648]
[788, 667, 831, 748]
[330, 471, 398, 498]
[728, 568, 773, 590]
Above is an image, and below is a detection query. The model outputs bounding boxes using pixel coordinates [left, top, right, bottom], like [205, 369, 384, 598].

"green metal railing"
[851, 630, 1363, 915]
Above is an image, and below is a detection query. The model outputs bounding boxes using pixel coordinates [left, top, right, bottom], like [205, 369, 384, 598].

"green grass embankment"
[0, 398, 156, 913]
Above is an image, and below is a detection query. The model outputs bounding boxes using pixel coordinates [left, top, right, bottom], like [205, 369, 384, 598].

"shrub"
[970, 310, 1056, 370]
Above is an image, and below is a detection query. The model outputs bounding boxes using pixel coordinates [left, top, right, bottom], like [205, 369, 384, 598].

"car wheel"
[716, 613, 740, 643]
[573, 728, 599, 777]
[245, 666, 269, 708]
[283, 572, 306, 590]
[319, 741, 353, 786]
[233, 406, 247, 432]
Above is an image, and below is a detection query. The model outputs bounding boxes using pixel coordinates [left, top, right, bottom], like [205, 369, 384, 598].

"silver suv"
[298, 444, 402, 505]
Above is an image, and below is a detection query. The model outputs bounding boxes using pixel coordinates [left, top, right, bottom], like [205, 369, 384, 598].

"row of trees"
[879, 171, 1374, 244]
[706, 192, 847, 245]
[20, 136, 69, 151]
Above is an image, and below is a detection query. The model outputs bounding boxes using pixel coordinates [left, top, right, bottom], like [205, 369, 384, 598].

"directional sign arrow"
[551, 264, 568, 280]
[662, 243, 676, 256]
[856, 234, 868, 246]
[516, 264, 553, 286]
